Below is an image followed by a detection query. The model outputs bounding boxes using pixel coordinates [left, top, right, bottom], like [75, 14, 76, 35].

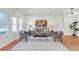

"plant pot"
[73, 34, 76, 36]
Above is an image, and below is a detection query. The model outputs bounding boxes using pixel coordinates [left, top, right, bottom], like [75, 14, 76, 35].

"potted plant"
[69, 21, 79, 36]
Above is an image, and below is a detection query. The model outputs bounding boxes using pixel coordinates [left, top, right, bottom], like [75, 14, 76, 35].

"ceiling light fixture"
[69, 14, 72, 16]
[69, 8, 78, 16]
[69, 8, 74, 16]
[69, 8, 79, 22]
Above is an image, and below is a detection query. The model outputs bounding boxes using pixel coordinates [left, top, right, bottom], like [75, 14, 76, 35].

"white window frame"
[0, 12, 8, 35]
[12, 16, 17, 32]
[19, 18, 22, 31]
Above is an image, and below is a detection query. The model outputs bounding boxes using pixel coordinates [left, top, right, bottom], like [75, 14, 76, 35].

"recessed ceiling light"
[69, 14, 72, 16]
[74, 12, 78, 14]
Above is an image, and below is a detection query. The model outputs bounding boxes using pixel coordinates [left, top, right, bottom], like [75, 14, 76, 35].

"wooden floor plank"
[62, 36, 79, 51]
[0, 37, 20, 51]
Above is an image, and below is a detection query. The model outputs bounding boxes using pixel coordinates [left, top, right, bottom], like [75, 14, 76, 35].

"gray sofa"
[19, 30, 63, 43]
[31, 27, 51, 37]
[31, 31, 51, 37]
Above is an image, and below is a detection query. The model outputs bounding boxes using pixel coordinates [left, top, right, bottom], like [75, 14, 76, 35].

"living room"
[0, 8, 79, 51]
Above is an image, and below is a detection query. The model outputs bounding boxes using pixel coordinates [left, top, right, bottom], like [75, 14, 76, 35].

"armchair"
[19, 31, 30, 42]
[52, 31, 63, 43]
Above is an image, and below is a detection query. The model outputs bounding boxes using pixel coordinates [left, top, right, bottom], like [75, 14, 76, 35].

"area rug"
[11, 37, 68, 51]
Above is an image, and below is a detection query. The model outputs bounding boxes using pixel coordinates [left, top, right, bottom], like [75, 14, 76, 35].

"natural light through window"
[19, 18, 22, 31]
[12, 16, 17, 32]
[0, 12, 8, 35]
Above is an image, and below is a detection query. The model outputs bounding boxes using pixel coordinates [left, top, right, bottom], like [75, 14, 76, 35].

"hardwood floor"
[62, 36, 79, 51]
[0, 36, 79, 51]
[0, 37, 20, 51]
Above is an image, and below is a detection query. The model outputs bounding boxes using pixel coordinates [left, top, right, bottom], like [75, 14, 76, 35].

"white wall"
[25, 14, 64, 32]
[63, 14, 73, 35]
[25, 13, 79, 36]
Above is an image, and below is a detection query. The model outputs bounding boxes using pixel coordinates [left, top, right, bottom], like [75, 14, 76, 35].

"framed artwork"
[36, 20, 47, 27]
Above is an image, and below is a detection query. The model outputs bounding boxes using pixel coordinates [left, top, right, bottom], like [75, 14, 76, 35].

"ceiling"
[18, 8, 66, 14]
[17, 8, 79, 15]
[1, 8, 79, 15]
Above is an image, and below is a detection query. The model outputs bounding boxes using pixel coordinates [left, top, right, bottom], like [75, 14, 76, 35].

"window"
[0, 12, 8, 35]
[12, 16, 17, 32]
[19, 18, 22, 31]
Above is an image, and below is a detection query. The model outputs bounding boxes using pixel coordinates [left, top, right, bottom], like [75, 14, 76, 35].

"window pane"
[19, 18, 22, 30]
[0, 12, 8, 35]
[12, 16, 17, 24]
[12, 25, 17, 32]
[19, 25, 22, 30]
[19, 18, 22, 24]
[12, 16, 17, 32]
